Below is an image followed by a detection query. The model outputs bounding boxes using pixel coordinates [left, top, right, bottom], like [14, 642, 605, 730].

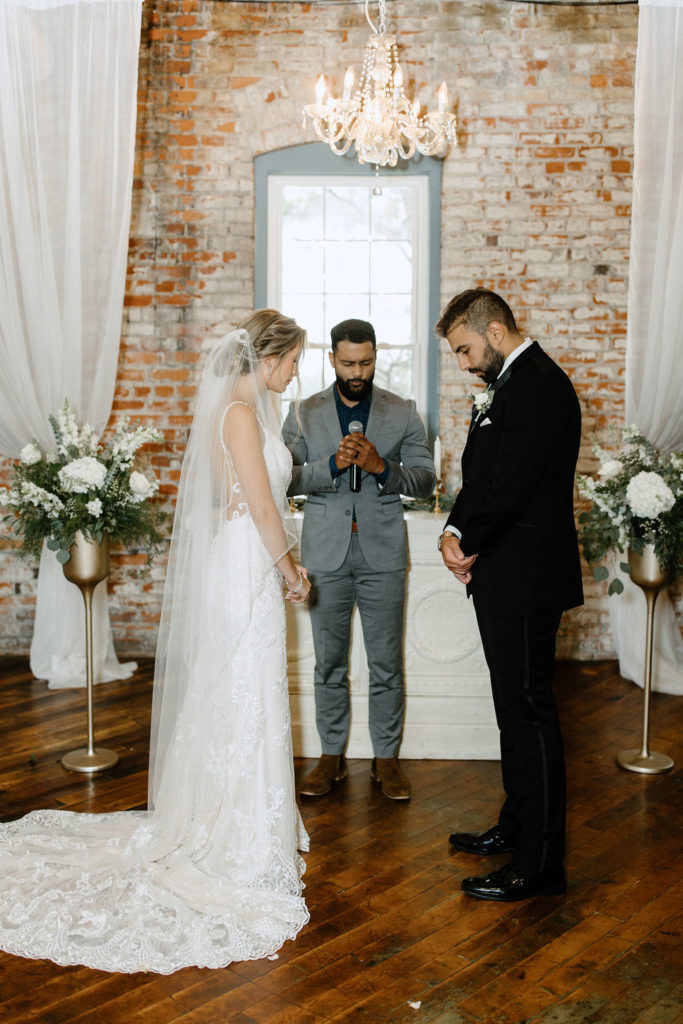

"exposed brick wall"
[1, 0, 680, 660]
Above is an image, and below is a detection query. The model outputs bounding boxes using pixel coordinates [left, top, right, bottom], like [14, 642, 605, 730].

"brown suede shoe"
[299, 754, 347, 797]
[370, 757, 411, 801]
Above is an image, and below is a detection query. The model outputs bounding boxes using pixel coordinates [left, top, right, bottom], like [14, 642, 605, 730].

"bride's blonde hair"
[237, 310, 306, 437]
[237, 309, 306, 368]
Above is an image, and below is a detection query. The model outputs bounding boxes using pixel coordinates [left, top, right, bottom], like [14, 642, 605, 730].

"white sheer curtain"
[0, 0, 143, 687]
[610, 0, 683, 694]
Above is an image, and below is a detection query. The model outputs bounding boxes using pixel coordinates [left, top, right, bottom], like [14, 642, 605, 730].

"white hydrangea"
[626, 471, 675, 520]
[20, 442, 43, 466]
[129, 471, 157, 503]
[597, 459, 623, 481]
[86, 498, 103, 518]
[58, 456, 107, 494]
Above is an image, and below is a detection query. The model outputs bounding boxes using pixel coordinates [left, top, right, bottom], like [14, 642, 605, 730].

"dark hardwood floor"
[0, 656, 681, 1024]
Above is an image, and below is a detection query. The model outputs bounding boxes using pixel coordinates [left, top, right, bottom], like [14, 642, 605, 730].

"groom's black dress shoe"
[461, 862, 567, 902]
[448, 826, 515, 856]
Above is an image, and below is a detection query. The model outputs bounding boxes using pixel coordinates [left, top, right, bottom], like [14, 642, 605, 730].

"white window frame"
[266, 174, 430, 420]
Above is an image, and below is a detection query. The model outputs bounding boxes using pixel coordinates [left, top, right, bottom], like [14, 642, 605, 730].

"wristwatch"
[437, 531, 454, 551]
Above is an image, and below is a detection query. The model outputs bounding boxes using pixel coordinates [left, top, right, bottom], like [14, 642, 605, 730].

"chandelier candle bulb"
[438, 82, 448, 113]
[434, 435, 441, 481]
[343, 66, 354, 101]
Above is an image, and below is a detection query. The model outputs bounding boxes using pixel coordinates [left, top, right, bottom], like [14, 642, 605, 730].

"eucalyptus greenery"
[1, 401, 166, 568]
[577, 427, 683, 595]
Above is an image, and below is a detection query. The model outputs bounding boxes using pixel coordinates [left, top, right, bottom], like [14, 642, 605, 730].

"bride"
[0, 310, 312, 974]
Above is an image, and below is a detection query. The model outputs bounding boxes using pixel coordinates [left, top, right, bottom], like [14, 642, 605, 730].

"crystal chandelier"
[302, 0, 457, 169]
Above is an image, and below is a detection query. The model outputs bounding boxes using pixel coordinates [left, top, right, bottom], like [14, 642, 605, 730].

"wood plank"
[0, 657, 681, 1024]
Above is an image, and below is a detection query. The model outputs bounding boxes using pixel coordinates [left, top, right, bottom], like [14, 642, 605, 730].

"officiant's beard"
[471, 341, 505, 384]
[336, 373, 374, 402]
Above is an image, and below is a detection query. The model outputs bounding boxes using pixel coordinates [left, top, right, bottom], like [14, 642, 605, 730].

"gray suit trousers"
[309, 534, 406, 758]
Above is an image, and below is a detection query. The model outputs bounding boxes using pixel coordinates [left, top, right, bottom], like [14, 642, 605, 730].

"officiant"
[282, 318, 435, 802]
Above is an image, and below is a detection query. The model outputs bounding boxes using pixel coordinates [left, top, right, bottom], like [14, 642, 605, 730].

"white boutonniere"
[471, 386, 494, 416]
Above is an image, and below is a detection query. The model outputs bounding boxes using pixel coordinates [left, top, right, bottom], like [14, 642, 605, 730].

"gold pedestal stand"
[433, 479, 443, 515]
[616, 544, 674, 775]
[61, 532, 119, 773]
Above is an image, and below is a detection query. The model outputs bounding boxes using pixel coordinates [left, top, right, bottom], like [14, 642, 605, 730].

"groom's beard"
[336, 373, 374, 402]
[470, 341, 504, 384]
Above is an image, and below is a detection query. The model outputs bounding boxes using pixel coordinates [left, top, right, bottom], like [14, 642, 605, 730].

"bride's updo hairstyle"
[237, 309, 306, 374]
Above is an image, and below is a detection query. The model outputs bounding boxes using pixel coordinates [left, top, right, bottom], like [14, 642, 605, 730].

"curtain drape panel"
[0, 0, 143, 687]
[611, 0, 683, 694]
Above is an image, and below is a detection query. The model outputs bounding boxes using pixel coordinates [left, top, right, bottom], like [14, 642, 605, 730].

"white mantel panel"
[286, 510, 499, 760]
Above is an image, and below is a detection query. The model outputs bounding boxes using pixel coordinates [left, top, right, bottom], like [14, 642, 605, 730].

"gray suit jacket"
[282, 385, 436, 573]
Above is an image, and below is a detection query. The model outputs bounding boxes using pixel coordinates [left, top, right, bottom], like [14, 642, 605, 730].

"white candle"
[434, 435, 441, 480]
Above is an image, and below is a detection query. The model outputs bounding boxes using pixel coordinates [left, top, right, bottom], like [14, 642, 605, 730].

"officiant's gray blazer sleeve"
[282, 407, 339, 495]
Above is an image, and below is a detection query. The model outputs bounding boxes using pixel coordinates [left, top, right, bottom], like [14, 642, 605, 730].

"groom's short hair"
[331, 318, 376, 351]
[435, 289, 518, 339]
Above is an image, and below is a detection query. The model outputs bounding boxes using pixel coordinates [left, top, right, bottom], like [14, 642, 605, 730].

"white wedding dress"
[0, 423, 309, 974]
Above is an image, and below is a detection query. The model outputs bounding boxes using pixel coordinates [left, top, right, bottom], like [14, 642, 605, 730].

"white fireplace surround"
[285, 510, 499, 760]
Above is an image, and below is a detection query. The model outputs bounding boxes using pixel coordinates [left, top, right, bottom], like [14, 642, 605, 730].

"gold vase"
[616, 543, 674, 775]
[60, 532, 119, 773]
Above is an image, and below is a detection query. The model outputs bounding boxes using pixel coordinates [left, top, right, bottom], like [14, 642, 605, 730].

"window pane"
[370, 188, 412, 239]
[325, 187, 370, 240]
[374, 347, 413, 400]
[324, 295, 370, 336]
[370, 241, 412, 293]
[282, 187, 323, 240]
[282, 241, 324, 292]
[324, 241, 370, 293]
[281, 293, 324, 346]
[370, 294, 413, 346]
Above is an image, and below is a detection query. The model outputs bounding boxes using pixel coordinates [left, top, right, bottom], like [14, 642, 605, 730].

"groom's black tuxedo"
[445, 341, 583, 874]
[446, 341, 583, 614]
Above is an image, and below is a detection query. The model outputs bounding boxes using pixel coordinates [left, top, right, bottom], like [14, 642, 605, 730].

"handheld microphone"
[348, 420, 364, 493]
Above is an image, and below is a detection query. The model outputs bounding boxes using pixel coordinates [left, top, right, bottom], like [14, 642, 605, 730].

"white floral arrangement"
[1, 401, 166, 567]
[577, 426, 683, 594]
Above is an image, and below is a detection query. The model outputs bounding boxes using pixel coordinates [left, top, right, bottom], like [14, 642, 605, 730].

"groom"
[435, 289, 583, 902]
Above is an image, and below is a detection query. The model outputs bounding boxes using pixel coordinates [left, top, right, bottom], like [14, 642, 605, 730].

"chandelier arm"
[364, 0, 375, 33]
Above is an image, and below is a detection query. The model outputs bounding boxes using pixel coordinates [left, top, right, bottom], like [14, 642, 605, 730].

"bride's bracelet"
[286, 571, 305, 596]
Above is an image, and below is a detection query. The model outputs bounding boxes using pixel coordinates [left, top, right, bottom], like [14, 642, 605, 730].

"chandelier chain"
[365, 0, 387, 36]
